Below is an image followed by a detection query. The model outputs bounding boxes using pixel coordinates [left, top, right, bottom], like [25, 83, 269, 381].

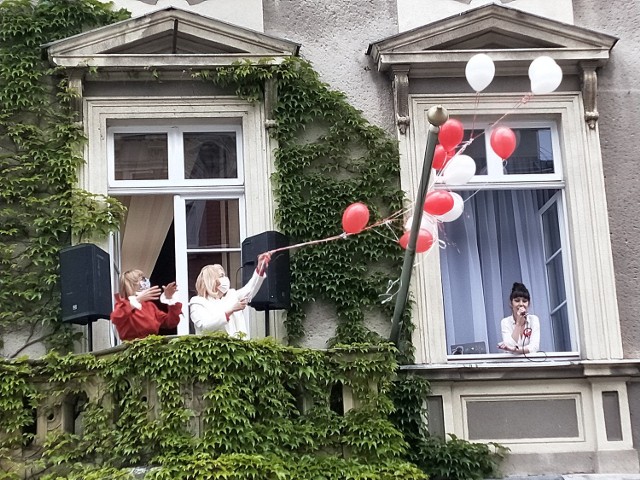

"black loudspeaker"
[242, 231, 290, 311]
[60, 243, 112, 325]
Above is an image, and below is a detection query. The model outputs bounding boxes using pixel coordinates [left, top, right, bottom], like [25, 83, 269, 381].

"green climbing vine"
[0, 335, 426, 479]
[0, 0, 129, 353]
[195, 58, 415, 356]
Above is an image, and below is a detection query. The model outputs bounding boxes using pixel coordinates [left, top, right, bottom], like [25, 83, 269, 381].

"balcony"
[0, 334, 423, 479]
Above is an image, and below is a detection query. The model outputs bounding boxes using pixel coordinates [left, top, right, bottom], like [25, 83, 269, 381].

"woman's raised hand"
[256, 252, 271, 275]
[136, 285, 162, 302]
[163, 281, 178, 299]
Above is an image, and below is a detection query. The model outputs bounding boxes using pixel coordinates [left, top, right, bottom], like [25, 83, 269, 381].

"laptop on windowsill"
[450, 341, 487, 355]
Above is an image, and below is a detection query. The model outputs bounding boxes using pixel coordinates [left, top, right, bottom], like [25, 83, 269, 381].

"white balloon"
[404, 213, 437, 236]
[465, 53, 495, 92]
[436, 192, 464, 222]
[442, 154, 476, 185]
[528, 56, 563, 94]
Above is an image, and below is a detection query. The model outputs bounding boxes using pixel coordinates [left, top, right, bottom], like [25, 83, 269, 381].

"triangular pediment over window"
[45, 7, 300, 69]
[368, 3, 617, 78]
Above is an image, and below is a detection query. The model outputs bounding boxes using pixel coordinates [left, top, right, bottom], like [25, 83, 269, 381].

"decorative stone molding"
[67, 70, 84, 121]
[135, 0, 210, 4]
[580, 62, 599, 129]
[392, 65, 410, 134]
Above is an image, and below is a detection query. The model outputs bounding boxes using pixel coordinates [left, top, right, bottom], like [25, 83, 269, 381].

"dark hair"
[509, 282, 530, 301]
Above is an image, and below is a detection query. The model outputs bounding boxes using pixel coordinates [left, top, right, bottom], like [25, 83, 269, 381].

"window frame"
[107, 123, 244, 189]
[435, 121, 578, 358]
[174, 193, 247, 335]
[402, 93, 622, 364]
[83, 96, 275, 343]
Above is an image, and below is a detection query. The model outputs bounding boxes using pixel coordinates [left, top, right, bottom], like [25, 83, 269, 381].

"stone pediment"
[368, 3, 617, 78]
[45, 7, 300, 69]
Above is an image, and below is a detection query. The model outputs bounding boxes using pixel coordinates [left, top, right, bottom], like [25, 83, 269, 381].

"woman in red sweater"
[111, 269, 182, 341]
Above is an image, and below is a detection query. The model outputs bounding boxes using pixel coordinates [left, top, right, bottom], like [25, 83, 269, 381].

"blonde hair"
[195, 264, 225, 298]
[119, 269, 145, 297]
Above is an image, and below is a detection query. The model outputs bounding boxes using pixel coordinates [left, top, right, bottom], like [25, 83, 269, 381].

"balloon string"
[267, 91, 535, 257]
[266, 208, 408, 255]
[489, 93, 533, 128]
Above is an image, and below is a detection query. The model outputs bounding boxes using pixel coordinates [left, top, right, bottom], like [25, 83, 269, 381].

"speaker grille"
[60, 244, 112, 324]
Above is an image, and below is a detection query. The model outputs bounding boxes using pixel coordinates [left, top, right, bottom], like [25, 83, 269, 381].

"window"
[106, 120, 247, 335]
[405, 94, 621, 363]
[108, 124, 243, 187]
[85, 96, 274, 344]
[438, 121, 577, 357]
[174, 196, 245, 321]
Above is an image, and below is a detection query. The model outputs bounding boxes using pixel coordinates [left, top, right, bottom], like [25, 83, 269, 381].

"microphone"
[518, 306, 528, 317]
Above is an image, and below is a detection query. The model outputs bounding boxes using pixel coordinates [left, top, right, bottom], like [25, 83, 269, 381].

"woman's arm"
[110, 295, 135, 331]
[236, 270, 266, 301]
[498, 317, 520, 353]
[236, 252, 271, 300]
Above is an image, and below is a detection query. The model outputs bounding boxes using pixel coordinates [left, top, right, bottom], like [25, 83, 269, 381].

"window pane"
[187, 251, 241, 300]
[440, 189, 569, 354]
[463, 130, 487, 175]
[551, 304, 571, 351]
[542, 201, 561, 256]
[184, 132, 238, 179]
[504, 128, 555, 175]
[186, 199, 240, 249]
[114, 133, 168, 180]
[546, 253, 566, 310]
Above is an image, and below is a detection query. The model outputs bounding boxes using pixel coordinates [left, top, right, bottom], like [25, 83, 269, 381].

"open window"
[106, 120, 246, 336]
[439, 122, 577, 357]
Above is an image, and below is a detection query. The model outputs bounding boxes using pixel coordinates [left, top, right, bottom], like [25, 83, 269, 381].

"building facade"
[9, 0, 640, 476]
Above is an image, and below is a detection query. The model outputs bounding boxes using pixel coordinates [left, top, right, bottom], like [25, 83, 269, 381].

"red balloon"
[342, 202, 370, 234]
[424, 191, 454, 216]
[398, 229, 434, 253]
[433, 145, 448, 169]
[490, 126, 517, 159]
[438, 119, 464, 152]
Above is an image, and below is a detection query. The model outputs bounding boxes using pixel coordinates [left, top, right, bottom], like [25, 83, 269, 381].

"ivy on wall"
[195, 58, 414, 356]
[0, 0, 129, 354]
[0, 335, 427, 479]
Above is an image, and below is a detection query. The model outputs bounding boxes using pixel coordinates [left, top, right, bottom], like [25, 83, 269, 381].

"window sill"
[399, 357, 640, 381]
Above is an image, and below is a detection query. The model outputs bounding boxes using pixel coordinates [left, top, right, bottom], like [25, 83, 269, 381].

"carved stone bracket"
[264, 78, 278, 130]
[392, 65, 410, 134]
[580, 62, 599, 130]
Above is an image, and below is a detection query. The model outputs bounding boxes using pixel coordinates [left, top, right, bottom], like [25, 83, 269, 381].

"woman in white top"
[497, 282, 540, 354]
[189, 252, 270, 338]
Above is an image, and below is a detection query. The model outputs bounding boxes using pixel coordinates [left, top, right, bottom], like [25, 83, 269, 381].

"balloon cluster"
[464, 53, 563, 95]
[340, 54, 564, 256]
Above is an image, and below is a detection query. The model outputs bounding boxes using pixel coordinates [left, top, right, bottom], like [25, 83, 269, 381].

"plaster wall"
[104, 0, 264, 31]
[396, 0, 574, 32]
[573, 1, 640, 359]
[263, 0, 398, 133]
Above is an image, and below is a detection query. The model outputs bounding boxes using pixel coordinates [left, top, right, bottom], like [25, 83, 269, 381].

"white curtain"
[440, 190, 555, 354]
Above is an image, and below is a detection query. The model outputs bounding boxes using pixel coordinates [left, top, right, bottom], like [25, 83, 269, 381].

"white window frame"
[107, 123, 244, 189]
[440, 120, 564, 186]
[435, 120, 578, 359]
[174, 193, 246, 335]
[402, 93, 622, 365]
[82, 96, 275, 345]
